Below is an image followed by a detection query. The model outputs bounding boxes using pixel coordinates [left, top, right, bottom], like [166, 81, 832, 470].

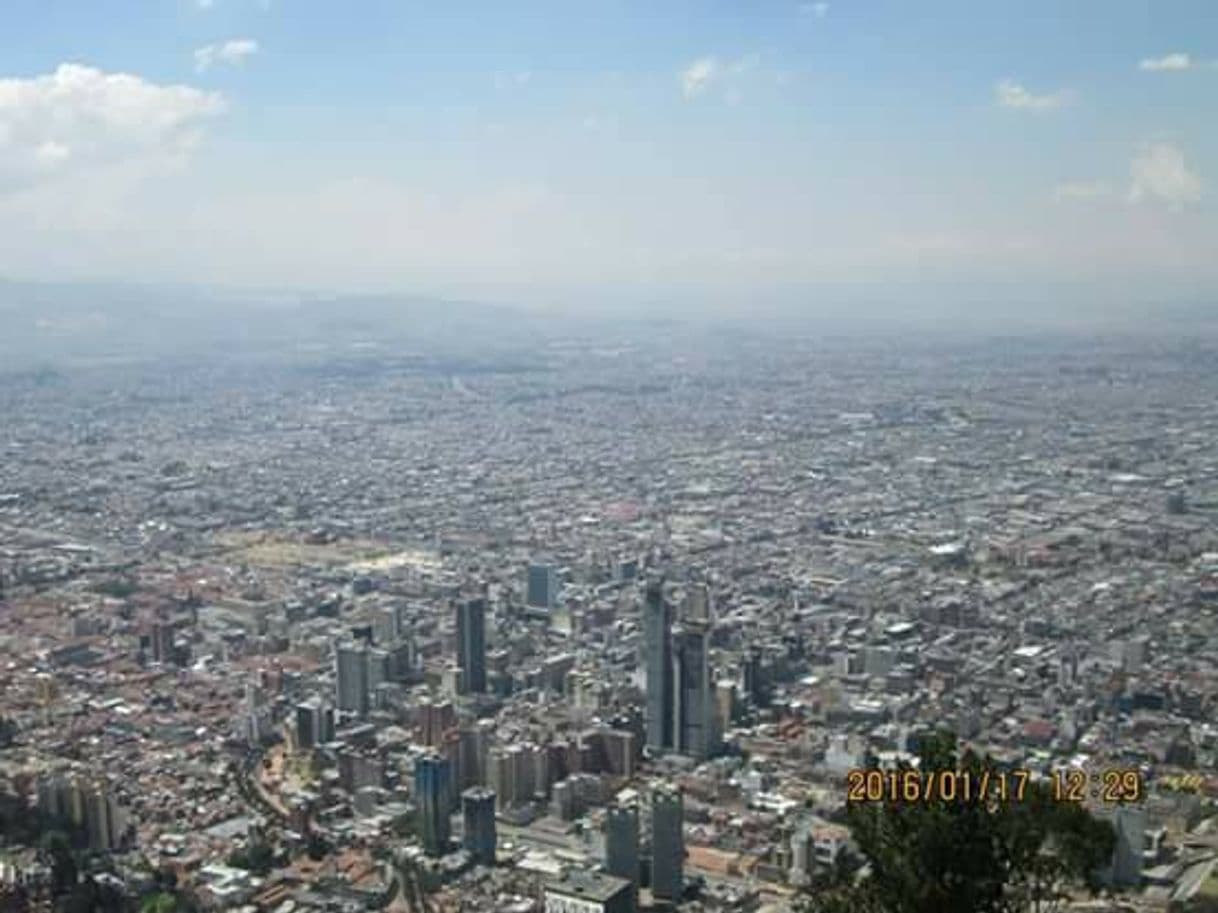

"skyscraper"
[487, 747, 513, 807]
[150, 621, 175, 665]
[644, 580, 674, 752]
[318, 703, 336, 743]
[415, 754, 452, 857]
[672, 622, 715, 759]
[527, 562, 558, 610]
[335, 641, 369, 718]
[371, 605, 401, 645]
[85, 785, 125, 852]
[683, 582, 712, 623]
[459, 720, 493, 789]
[38, 775, 126, 853]
[1109, 805, 1147, 888]
[650, 785, 684, 906]
[604, 801, 640, 912]
[390, 638, 417, 682]
[417, 698, 456, 747]
[456, 597, 487, 694]
[462, 787, 497, 866]
[367, 647, 391, 694]
[714, 680, 736, 739]
[296, 700, 320, 750]
[742, 646, 768, 708]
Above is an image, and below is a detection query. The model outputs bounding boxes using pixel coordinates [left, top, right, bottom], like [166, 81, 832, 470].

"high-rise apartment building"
[644, 580, 674, 752]
[456, 597, 487, 694]
[604, 800, 640, 912]
[672, 622, 715, 760]
[650, 785, 684, 906]
[335, 641, 370, 718]
[415, 754, 452, 857]
[527, 562, 559, 610]
[462, 787, 497, 866]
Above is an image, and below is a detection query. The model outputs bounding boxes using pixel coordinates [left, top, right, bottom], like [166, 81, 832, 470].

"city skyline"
[3, 4, 1218, 911]
[3, 322, 1217, 909]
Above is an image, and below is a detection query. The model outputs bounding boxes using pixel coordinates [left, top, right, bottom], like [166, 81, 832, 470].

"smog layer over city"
[2, 3, 1217, 913]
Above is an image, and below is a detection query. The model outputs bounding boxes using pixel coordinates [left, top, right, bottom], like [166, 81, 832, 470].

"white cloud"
[1129, 142, 1202, 208]
[679, 55, 763, 102]
[193, 47, 216, 73]
[194, 38, 260, 73]
[33, 141, 72, 168]
[4, 159, 1217, 303]
[1053, 181, 1112, 202]
[0, 63, 225, 190]
[1139, 53, 1192, 71]
[492, 70, 532, 91]
[799, 2, 830, 17]
[994, 79, 1069, 111]
[680, 57, 719, 98]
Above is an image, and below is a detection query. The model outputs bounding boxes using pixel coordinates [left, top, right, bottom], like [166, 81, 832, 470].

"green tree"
[1171, 899, 1218, 913]
[60, 876, 127, 913]
[306, 832, 331, 861]
[226, 838, 276, 876]
[93, 578, 138, 599]
[801, 732, 1116, 913]
[997, 778, 1115, 913]
[140, 892, 178, 913]
[136, 882, 200, 913]
[39, 831, 78, 893]
[0, 788, 38, 843]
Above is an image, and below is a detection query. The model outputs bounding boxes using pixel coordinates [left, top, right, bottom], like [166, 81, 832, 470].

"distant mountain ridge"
[0, 278, 531, 369]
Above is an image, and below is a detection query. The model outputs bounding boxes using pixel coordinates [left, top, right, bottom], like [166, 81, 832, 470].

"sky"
[0, 0, 1214, 315]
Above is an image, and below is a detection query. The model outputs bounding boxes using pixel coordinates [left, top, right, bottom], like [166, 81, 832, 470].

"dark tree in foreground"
[802, 732, 1116, 913]
[226, 837, 276, 876]
[57, 878, 127, 913]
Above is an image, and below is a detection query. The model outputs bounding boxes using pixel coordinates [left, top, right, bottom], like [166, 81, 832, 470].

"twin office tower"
[460, 577, 716, 762]
[644, 579, 717, 761]
[606, 786, 685, 909]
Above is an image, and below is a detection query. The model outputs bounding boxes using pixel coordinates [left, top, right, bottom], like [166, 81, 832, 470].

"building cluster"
[3, 331, 1218, 911]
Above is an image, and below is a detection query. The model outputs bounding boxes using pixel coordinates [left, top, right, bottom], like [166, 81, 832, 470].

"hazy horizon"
[1, 0, 1215, 319]
[3, 271, 1218, 375]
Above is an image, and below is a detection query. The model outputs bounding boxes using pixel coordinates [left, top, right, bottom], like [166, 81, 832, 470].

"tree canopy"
[226, 837, 276, 877]
[803, 731, 1117, 913]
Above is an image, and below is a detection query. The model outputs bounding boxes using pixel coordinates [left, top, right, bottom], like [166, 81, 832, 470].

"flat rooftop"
[546, 869, 631, 903]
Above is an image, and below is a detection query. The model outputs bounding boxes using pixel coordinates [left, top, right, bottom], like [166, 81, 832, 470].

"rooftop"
[546, 869, 632, 903]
